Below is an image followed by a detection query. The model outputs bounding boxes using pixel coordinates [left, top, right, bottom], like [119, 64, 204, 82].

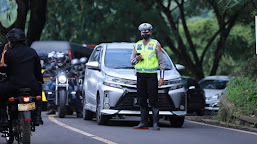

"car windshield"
[199, 80, 228, 89]
[104, 49, 173, 69]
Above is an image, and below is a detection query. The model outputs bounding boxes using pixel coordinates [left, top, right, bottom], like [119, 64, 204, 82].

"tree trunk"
[26, 0, 47, 46]
[15, 0, 29, 30]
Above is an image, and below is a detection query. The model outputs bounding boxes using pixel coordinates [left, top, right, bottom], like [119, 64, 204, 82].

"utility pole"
[255, 16, 257, 54]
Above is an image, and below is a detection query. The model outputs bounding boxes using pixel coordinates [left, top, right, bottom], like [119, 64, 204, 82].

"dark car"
[182, 76, 205, 116]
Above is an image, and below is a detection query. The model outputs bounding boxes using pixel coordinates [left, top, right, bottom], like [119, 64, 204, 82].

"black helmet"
[6, 28, 26, 42]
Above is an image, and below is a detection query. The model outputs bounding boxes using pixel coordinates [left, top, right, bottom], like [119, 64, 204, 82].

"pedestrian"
[131, 23, 165, 131]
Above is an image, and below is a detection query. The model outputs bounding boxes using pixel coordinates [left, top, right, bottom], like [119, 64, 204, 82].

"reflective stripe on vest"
[135, 39, 158, 73]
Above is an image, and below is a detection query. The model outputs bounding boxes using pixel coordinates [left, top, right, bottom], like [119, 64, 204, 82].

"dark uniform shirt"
[2, 45, 43, 89]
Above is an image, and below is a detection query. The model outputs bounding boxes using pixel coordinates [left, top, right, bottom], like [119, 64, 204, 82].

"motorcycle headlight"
[58, 75, 67, 83]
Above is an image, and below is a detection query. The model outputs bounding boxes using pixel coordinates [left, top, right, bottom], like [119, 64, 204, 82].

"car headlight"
[103, 81, 122, 89]
[207, 94, 220, 100]
[105, 75, 136, 85]
[58, 75, 67, 83]
[168, 78, 182, 85]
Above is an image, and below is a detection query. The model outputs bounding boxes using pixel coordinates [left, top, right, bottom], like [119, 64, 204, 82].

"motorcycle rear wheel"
[17, 113, 31, 144]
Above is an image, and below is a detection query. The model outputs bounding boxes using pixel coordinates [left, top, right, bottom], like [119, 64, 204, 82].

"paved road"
[1, 112, 257, 144]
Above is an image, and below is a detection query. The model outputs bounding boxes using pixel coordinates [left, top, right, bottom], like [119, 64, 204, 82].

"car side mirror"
[189, 86, 195, 90]
[86, 61, 100, 71]
[175, 64, 185, 71]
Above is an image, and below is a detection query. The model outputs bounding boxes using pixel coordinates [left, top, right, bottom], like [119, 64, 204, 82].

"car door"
[85, 46, 102, 107]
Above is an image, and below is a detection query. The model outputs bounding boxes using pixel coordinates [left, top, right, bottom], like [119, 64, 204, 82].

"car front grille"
[113, 91, 176, 111]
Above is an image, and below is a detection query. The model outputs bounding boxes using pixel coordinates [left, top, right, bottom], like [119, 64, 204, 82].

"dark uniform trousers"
[137, 73, 159, 108]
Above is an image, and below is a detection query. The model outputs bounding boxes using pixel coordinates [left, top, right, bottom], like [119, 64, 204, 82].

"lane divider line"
[48, 115, 118, 144]
[187, 120, 257, 136]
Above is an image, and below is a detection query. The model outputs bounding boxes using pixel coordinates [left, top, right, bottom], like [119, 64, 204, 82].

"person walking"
[131, 23, 165, 131]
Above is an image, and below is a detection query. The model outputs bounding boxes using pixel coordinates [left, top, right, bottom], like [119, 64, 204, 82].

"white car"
[82, 42, 187, 127]
[199, 76, 230, 111]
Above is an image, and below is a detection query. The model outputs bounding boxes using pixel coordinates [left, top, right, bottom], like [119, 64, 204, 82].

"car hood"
[204, 89, 224, 98]
[103, 67, 181, 80]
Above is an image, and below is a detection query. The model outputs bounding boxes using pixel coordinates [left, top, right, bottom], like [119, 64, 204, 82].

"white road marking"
[187, 120, 257, 136]
[48, 115, 118, 144]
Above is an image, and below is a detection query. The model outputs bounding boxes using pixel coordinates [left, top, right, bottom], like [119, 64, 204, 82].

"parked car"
[199, 76, 230, 111]
[182, 76, 205, 115]
[82, 42, 187, 127]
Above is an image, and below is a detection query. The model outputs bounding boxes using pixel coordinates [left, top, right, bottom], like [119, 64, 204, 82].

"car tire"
[96, 96, 110, 125]
[169, 116, 185, 127]
[82, 102, 93, 121]
[196, 109, 205, 116]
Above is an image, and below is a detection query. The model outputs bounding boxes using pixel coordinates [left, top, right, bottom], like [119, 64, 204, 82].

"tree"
[152, 0, 254, 80]
[0, 0, 47, 46]
[41, 0, 255, 80]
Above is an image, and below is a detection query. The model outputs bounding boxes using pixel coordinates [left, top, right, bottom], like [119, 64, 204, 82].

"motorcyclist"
[45, 51, 57, 115]
[45, 53, 83, 117]
[69, 58, 83, 118]
[0, 28, 44, 126]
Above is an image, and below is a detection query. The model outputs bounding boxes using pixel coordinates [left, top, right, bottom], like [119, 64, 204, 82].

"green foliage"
[41, 0, 169, 45]
[40, 0, 257, 80]
[233, 57, 257, 79]
[226, 77, 257, 116]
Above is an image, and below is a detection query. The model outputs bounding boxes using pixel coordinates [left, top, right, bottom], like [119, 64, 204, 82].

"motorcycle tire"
[18, 113, 31, 144]
[58, 88, 67, 118]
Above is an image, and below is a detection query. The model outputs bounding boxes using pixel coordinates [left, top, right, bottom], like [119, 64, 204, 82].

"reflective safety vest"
[135, 39, 158, 73]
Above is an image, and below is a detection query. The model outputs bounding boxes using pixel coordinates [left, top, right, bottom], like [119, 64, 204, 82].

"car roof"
[31, 41, 70, 54]
[201, 75, 230, 81]
[100, 42, 136, 49]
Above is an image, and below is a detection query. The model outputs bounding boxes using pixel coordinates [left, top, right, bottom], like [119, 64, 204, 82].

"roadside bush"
[226, 77, 257, 116]
[232, 56, 257, 79]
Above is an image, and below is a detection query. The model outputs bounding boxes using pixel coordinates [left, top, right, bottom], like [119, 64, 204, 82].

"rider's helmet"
[71, 58, 80, 65]
[6, 28, 26, 42]
[79, 57, 88, 64]
[55, 52, 66, 67]
[48, 51, 56, 63]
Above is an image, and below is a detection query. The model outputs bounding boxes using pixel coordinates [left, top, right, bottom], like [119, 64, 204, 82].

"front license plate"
[18, 102, 36, 111]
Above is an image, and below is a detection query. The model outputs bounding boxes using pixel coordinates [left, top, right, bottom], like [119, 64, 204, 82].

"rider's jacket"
[0, 44, 43, 90]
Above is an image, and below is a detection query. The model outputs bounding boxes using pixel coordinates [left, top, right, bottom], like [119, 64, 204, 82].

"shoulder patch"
[158, 45, 162, 52]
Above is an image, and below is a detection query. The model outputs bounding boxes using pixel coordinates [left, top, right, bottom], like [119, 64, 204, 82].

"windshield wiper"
[114, 66, 134, 69]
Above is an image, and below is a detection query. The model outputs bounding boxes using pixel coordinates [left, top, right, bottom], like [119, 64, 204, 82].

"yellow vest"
[135, 39, 158, 73]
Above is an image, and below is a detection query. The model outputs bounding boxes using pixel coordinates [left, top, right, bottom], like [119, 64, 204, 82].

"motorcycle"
[45, 52, 82, 118]
[0, 74, 42, 144]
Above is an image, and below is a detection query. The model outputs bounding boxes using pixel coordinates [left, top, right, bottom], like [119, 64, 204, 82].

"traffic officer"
[131, 23, 165, 131]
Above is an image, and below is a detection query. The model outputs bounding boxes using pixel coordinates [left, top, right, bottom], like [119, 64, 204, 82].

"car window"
[199, 80, 228, 89]
[104, 48, 173, 69]
[89, 47, 101, 62]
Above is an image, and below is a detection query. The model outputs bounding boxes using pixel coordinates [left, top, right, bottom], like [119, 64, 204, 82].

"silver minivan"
[82, 43, 187, 127]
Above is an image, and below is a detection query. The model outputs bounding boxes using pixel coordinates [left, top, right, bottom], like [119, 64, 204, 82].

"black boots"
[46, 101, 56, 115]
[0, 108, 8, 127]
[152, 107, 160, 130]
[134, 107, 149, 129]
[34, 107, 43, 126]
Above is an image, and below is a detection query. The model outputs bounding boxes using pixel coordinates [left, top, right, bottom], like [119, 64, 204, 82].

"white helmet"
[71, 58, 80, 65]
[80, 57, 88, 64]
[138, 23, 153, 32]
[48, 51, 56, 63]
[55, 52, 66, 66]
